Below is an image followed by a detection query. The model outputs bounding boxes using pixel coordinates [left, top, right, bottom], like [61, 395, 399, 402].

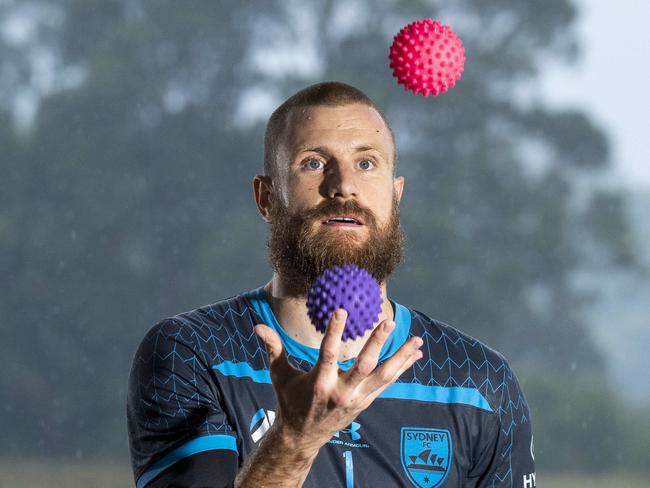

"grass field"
[541, 473, 648, 488]
[0, 459, 646, 487]
[0, 459, 133, 487]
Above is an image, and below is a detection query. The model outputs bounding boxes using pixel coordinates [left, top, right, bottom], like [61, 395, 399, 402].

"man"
[127, 81, 536, 487]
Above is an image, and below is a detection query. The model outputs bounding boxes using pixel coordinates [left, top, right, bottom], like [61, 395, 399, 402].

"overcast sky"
[540, 0, 650, 190]
[541, 1, 650, 404]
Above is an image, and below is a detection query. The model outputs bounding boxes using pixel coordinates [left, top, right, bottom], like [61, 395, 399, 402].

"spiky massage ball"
[389, 18, 466, 96]
[307, 264, 383, 341]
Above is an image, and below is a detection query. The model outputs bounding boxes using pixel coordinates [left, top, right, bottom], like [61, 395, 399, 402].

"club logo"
[400, 427, 452, 487]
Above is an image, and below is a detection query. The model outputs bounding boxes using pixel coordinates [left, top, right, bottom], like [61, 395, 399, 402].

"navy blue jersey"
[127, 286, 535, 487]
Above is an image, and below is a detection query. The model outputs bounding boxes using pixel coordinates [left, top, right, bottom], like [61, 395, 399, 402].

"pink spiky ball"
[389, 19, 466, 96]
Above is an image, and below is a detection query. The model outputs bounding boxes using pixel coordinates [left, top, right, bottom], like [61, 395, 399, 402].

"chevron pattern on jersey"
[129, 288, 530, 487]
[404, 309, 531, 487]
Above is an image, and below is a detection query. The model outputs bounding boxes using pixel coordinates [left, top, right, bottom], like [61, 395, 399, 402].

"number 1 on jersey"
[343, 450, 354, 487]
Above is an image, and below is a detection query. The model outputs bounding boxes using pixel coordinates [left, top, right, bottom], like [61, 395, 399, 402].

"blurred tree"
[523, 372, 650, 473]
[0, 0, 640, 464]
[1, 0, 267, 458]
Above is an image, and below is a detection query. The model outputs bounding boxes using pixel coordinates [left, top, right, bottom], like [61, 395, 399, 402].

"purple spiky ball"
[307, 264, 383, 341]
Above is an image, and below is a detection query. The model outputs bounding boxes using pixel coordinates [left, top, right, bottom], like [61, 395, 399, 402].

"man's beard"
[267, 193, 406, 298]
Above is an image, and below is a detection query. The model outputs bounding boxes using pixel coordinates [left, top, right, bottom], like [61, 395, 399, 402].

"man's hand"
[254, 308, 423, 455]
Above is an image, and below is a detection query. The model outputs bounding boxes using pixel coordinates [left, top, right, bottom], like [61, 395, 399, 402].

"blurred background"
[1, 0, 648, 486]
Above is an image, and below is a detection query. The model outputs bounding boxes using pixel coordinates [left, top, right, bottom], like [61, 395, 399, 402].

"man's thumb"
[255, 324, 296, 382]
[255, 324, 282, 362]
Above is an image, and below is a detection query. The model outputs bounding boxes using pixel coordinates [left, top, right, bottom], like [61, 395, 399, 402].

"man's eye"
[304, 159, 323, 170]
[359, 159, 375, 170]
[302, 158, 374, 171]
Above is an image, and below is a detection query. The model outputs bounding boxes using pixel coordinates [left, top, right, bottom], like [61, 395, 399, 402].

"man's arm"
[144, 450, 238, 488]
[234, 309, 423, 488]
[474, 361, 536, 488]
[127, 319, 240, 488]
[235, 422, 319, 488]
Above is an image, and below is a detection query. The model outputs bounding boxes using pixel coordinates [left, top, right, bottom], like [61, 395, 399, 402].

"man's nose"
[322, 162, 359, 199]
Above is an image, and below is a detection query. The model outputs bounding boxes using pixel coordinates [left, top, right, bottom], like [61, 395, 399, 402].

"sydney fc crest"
[400, 427, 452, 487]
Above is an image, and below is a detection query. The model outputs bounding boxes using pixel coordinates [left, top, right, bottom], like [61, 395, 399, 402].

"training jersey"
[127, 286, 536, 488]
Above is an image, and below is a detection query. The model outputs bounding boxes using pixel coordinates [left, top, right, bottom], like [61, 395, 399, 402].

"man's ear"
[253, 175, 274, 223]
[394, 175, 405, 205]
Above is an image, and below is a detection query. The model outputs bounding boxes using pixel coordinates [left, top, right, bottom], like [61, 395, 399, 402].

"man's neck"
[263, 273, 395, 362]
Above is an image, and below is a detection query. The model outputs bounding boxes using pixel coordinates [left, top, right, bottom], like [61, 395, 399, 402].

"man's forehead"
[289, 103, 387, 129]
[290, 103, 385, 127]
[285, 104, 393, 155]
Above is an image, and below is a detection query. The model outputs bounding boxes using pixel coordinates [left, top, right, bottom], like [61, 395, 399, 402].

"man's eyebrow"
[295, 144, 383, 155]
[295, 146, 328, 155]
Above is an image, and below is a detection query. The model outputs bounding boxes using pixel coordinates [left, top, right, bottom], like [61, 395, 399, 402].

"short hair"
[263, 81, 396, 185]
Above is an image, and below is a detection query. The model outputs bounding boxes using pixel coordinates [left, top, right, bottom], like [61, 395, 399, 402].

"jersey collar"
[247, 285, 411, 371]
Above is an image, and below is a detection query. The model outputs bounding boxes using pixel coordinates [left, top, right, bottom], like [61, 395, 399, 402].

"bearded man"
[127, 81, 535, 488]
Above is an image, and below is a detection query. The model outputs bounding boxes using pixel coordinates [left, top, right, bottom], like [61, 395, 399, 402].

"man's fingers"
[344, 319, 395, 389]
[315, 309, 347, 375]
[388, 349, 423, 385]
[254, 324, 296, 387]
[359, 348, 423, 409]
[358, 336, 423, 397]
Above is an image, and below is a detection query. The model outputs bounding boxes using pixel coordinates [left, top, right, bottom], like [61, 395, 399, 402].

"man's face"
[266, 103, 405, 297]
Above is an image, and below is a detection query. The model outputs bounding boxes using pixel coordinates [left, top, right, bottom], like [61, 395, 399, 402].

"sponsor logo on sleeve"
[249, 408, 275, 443]
[523, 472, 536, 487]
[523, 434, 536, 487]
[530, 435, 535, 462]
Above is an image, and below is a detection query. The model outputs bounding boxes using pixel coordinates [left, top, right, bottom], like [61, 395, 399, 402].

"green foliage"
[522, 371, 650, 473]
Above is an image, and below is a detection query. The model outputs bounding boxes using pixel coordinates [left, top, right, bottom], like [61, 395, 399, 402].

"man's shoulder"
[409, 307, 509, 363]
[404, 305, 522, 413]
[137, 288, 263, 359]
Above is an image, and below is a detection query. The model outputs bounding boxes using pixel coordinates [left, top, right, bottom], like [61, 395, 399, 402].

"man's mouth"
[321, 215, 364, 226]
